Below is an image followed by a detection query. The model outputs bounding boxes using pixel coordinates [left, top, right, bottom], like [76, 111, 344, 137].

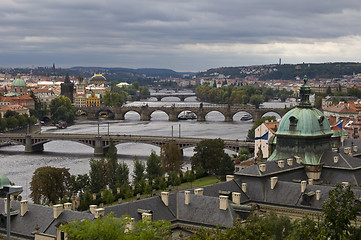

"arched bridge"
[0, 133, 254, 156]
[77, 104, 286, 122]
[149, 93, 196, 101]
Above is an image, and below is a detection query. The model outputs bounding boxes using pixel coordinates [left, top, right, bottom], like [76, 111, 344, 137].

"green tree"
[106, 139, 118, 192]
[103, 90, 128, 106]
[322, 184, 361, 239]
[29, 166, 71, 204]
[314, 95, 323, 110]
[116, 161, 130, 186]
[250, 94, 264, 108]
[89, 158, 106, 193]
[132, 157, 145, 184]
[49, 95, 75, 124]
[191, 138, 233, 175]
[60, 213, 171, 240]
[68, 174, 90, 194]
[146, 150, 162, 182]
[160, 142, 183, 173]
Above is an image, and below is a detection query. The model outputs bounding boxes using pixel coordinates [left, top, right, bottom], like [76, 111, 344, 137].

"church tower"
[61, 73, 74, 103]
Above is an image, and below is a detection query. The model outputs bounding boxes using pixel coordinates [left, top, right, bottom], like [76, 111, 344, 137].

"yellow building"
[86, 93, 101, 107]
[74, 94, 87, 108]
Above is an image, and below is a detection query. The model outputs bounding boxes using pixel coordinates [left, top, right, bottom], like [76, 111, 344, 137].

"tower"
[61, 73, 74, 103]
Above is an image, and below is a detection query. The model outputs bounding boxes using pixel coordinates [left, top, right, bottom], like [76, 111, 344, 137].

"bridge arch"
[150, 110, 170, 121]
[122, 110, 141, 120]
[205, 110, 226, 121]
[232, 110, 254, 121]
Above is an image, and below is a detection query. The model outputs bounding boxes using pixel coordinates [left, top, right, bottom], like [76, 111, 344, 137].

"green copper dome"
[12, 74, 26, 87]
[268, 76, 332, 165]
[277, 107, 332, 137]
[0, 174, 10, 189]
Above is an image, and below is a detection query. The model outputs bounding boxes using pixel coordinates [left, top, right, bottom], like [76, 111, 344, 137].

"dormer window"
[289, 116, 298, 131]
[318, 116, 324, 126]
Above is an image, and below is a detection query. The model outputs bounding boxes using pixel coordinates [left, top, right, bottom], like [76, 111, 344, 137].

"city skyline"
[1, 0, 361, 71]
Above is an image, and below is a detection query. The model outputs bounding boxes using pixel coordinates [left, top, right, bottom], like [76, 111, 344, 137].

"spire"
[64, 73, 71, 83]
[299, 75, 312, 108]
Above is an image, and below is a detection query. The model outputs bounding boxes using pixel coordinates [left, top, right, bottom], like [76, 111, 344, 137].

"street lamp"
[2, 185, 23, 240]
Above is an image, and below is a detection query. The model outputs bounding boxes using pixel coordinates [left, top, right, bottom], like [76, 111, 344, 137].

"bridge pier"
[25, 135, 44, 153]
[94, 136, 105, 156]
[225, 115, 233, 122]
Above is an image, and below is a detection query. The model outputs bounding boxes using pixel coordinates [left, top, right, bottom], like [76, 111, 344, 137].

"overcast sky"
[1, 0, 361, 71]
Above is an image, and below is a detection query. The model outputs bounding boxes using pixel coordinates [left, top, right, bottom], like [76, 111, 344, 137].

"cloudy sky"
[1, 0, 361, 71]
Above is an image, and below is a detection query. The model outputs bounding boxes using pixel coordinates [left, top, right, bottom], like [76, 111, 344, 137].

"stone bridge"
[76, 104, 286, 122]
[149, 93, 196, 101]
[0, 133, 254, 156]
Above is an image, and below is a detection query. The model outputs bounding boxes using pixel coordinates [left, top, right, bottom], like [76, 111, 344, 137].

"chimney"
[342, 182, 349, 188]
[117, 187, 121, 194]
[184, 191, 190, 205]
[241, 183, 247, 193]
[308, 179, 313, 185]
[53, 204, 63, 219]
[232, 192, 241, 205]
[94, 208, 105, 219]
[226, 175, 234, 181]
[219, 195, 228, 210]
[20, 200, 28, 216]
[295, 156, 301, 164]
[161, 192, 169, 206]
[259, 164, 266, 172]
[334, 156, 339, 163]
[287, 158, 293, 166]
[3, 198, 12, 213]
[316, 190, 321, 200]
[301, 180, 307, 193]
[92, 193, 97, 200]
[353, 145, 358, 152]
[142, 212, 152, 221]
[194, 188, 204, 196]
[270, 177, 278, 189]
[89, 205, 97, 214]
[344, 147, 351, 154]
[64, 202, 72, 210]
[277, 160, 285, 168]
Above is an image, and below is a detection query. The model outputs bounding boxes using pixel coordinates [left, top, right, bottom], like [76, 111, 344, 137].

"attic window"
[289, 116, 298, 131]
[318, 116, 324, 126]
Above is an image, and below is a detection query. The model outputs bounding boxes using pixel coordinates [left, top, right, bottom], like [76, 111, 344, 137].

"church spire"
[299, 75, 312, 108]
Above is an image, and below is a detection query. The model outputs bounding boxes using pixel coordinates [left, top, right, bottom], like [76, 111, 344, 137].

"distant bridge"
[149, 92, 196, 101]
[76, 104, 286, 122]
[0, 133, 254, 156]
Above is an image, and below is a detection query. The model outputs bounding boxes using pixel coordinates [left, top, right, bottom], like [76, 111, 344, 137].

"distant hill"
[198, 62, 361, 80]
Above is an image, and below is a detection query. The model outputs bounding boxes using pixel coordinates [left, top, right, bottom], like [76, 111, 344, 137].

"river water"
[0, 96, 293, 200]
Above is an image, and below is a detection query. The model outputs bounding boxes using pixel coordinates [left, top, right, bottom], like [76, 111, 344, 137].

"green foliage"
[247, 116, 277, 140]
[49, 95, 75, 124]
[102, 189, 115, 204]
[191, 139, 233, 176]
[116, 161, 130, 186]
[30, 166, 71, 204]
[249, 94, 264, 108]
[160, 142, 183, 173]
[103, 90, 128, 106]
[322, 184, 361, 239]
[89, 158, 106, 193]
[146, 150, 163, 182]
[106, 139, 118, 192]
[168, 171, 181, 186]
[68, 174, 89, 194]
[29, 90, 48, 119]
[132, 157, 145, 184]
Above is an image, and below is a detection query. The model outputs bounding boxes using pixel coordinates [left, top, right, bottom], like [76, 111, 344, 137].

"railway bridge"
[0, 133, 254, 156]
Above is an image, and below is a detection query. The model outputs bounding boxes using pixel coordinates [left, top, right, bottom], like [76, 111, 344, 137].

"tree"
[250, 94, 264, 108]
[106, 139, 118, 192]
[160, 142, 183, 173]
[103, 90, 128, 106]
[322, 184, 361, 239]
[60, 213, 171, 240]
[30, 166, 71, 204]
[146, 150, 162, 182]
[132, 157, 145, 184]
[89, 158, 106, 193]
[68, 174, 90, 194]
[117, 161, 130, 186]
[191, 138, 233, 176]
[49, 95, 75, 124]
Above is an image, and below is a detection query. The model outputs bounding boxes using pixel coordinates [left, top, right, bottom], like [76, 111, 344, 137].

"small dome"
[0, 174, 10, 189]
[12, 75, 26, 87]
[277, 107, 332, 137]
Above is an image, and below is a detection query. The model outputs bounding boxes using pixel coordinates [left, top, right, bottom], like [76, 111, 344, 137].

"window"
[289, 116, 298, 131]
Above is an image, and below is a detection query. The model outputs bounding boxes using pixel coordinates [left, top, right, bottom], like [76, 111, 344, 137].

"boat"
[178, 111, 196, 120]
[240, 114, 253, 121]
[56, 120, 67, 129]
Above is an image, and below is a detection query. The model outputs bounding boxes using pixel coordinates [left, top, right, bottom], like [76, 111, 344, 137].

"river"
[0, 97, 294, 200]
